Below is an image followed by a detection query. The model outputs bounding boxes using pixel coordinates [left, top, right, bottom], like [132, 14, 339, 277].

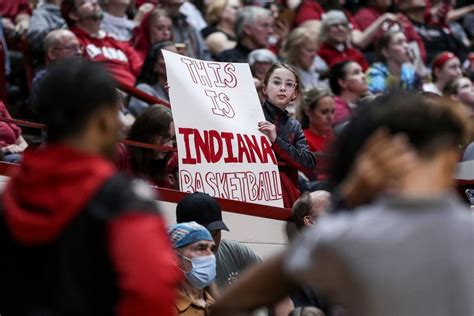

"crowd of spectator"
[0, 0, 473, 315]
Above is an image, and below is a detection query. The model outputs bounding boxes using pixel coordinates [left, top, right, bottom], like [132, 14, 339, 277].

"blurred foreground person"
[210, 93, 474, 316]
[0, 59, 180, 315]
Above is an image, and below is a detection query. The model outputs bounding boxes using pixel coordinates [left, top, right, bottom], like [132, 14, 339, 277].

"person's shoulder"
[220, 239, 261, 262]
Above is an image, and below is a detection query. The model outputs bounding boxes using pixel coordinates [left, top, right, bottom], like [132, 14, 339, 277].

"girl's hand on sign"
[258, 121, 277, 143]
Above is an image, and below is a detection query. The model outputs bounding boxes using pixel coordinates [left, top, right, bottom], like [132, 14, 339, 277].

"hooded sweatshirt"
[1, 144, 180, 316]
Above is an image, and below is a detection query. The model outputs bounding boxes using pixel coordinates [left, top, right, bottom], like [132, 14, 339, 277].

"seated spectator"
[100, 0, 136, 42]
[354, 0, 427, 63]
[289, 190, 330, 313]
[298, 87, 335, 184]
[0, 0, 31, 36]
[298, 88, 335, 156]
[31, 29, 82, 103]
[284, 27, 328, 90]
[27, 0, 67, 55]
[423, 51, 462, 95]
[398, 0, 468, 64]
[128, 41, 176, 117]
[161, 0, 210, 60]
[116, 105, 176, 188]
[366, 30, 416, 94]
[176, 192, 261, 289]
[317, 11, 368, 71]
[248, 48, 278, 103]
[444, 76, 474, 115]
[217, 6, 273, 63]
[0, 101, 28, 163]
[134, 8, 172, 60]
[62, 0, 142, 86]
[328, 61, 368, 126]
[201, 0, 241, 57]
[168, 221, 218, 315]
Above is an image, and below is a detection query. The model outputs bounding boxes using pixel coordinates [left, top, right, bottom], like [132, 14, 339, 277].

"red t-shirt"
[353, 7, 427, 62]
[71, 27, 143, 86]
[318, 42, 369, 71]
[294, 2, 360, 30]
[0, 0, 31, 20]
[303, 129, 334, 180]
[0, 102, 21, 147]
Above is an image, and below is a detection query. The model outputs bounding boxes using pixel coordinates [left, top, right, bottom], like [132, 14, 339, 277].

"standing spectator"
[0, 101, 28, 163]
[328, 61, 368, 126]
[217, 6, 273, 63]
[202, 0, 241, 57]
[128, 41, 176, 116]
[209, 93, 474, 316]
[423, 51, 462, 95]
[169, 221, 218, 315]
[176, 192, 261, 289]
[100, 0, 137, 42]
[62, 0, 142, 86]
[116, 105, 176, 188]
[258, 63, 316, 207]
[134, 8, 172, 60]
[354, 0, 427, 63]
[161, 0, 210, 60]
[444, 76, 474, 115]
[0, 0, 31, 36]
[366, 30, 416, 94]
[284, 27, 328, 90]
[27, 0, 67, 55]
[398, 0, 468, 64]
[317, 11, 369, 71]
[0, 59, 180, 315]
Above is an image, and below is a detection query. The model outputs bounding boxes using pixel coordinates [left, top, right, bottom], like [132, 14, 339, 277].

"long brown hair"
[127, 105, 174, 185]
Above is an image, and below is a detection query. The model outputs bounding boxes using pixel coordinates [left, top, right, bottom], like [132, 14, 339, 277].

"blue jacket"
[367, 62, 416, 94]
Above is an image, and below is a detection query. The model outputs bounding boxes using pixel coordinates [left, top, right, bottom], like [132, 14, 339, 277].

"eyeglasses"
[270, 79, 297, 90]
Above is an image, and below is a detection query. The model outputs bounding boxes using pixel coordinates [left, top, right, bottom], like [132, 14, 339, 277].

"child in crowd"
[258, 63, 316, 207]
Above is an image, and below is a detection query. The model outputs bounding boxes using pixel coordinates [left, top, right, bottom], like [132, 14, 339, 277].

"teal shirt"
[367, 62, 416, 94]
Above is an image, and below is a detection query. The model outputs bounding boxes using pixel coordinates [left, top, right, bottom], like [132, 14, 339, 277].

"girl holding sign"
[258, 64, 316, 207]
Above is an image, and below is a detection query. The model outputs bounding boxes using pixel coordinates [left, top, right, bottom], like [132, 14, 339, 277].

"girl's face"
[299, 42, 317, 70]
[437, 58, 462, 84]
[456, 78, 474, 107]
[308, 96, 335, 133]
[155, 45, 178, 79]
[341, 62, 367, 95]
[149, 15, 173, 44]
[384, 32, 411, 64]
[263, 67, 298, 110]
[155, 121, 175, 160]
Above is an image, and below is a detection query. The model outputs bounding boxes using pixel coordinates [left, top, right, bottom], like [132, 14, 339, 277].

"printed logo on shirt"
[85, 44, 129, 62]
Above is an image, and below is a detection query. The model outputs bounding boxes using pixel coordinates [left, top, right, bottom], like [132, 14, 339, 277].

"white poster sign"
[163, 50, 283, 207]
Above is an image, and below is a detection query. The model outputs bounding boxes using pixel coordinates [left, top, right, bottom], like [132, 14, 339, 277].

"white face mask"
[179, 254, 217, 289]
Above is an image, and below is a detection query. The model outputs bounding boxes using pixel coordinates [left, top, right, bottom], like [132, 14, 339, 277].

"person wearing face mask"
[169, 221, 219, 315]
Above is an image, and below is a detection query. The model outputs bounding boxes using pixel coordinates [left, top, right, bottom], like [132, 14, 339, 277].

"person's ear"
[338, 78, 347, 90]
[382, 47, 389, 60]
[47, 47, 56, 62]
[69, 10, 79, 22]
[243, 23, 252, 37]
[262, 83, 267, 96]
[291, 91, 298, 101]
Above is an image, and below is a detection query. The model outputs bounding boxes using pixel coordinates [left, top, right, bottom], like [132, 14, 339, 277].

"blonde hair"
[284, 27, 317, 66]
[296, 87, 333, 129]
[206, 0, 228, 26]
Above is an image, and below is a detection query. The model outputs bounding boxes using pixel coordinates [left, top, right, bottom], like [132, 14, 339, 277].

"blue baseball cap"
[168, 221, 213, 249]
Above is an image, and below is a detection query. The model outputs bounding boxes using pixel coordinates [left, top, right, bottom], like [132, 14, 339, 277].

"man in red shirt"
[61, 0, 142, 86]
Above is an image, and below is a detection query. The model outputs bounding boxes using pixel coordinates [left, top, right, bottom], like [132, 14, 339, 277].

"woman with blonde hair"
[201, 0, 241, 56]
[284, 27, 328, 90]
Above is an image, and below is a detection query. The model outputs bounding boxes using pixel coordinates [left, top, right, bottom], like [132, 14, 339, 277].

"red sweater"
[354, 7, 427, 62]
[0, 101, 21, 147]
[71, 27, 143, 86]
[318, 42, 369, 71]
